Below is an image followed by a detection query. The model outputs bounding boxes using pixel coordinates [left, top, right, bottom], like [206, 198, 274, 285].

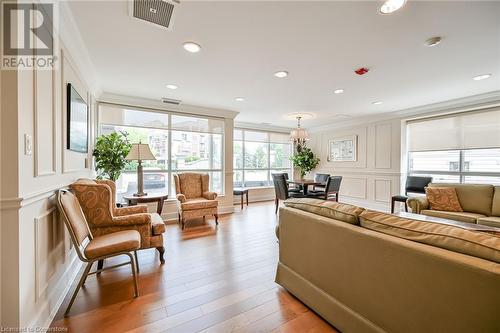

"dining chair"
[308, 176, 342, 201]
[283, 172, 301, 193]
[313, 173, 330, 191]
[391, 176, 433, 213]
[272, 173, 304, 214]
[56, 189, 140, 316]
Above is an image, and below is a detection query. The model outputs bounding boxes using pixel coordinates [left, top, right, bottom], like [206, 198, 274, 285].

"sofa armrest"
[176, 194, 186, 203]
[110, 213, 152, 226]
[407, 196, 429, 214]
[115, 205, 148, 216]
[203, 191, 218, 200]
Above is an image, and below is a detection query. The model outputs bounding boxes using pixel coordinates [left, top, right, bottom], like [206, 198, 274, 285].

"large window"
[234, 129, 292, 187]
[98, 104, 224, 202]
[407, 109, 500, 185]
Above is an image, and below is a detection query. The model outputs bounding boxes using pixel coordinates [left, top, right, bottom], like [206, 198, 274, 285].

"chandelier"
[290, 116, 309, 145]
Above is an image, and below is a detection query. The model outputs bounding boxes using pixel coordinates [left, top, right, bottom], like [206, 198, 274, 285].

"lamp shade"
[125, 143, 156, 161]
[290, 128, 309, 142]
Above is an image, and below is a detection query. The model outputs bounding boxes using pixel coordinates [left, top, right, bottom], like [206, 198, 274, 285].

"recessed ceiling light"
[425, 36, 442, 47]
[166, 84, 178, 90]
[183, 42, 201, 53]
[333, 89, 344, 94]
[472, 74, 491, 81]
[380, 0, 407, 14]
[372, 101, 383, 105]
[235, 97, 245, 102]
[274, 71, 289, 78]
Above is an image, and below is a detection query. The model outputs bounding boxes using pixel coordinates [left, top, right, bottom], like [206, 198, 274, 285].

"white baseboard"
[37, 252, 82, 329]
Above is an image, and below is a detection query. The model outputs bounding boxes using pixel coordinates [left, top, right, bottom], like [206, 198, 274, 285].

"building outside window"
[98, 104, 224, 202]
[234, 128, 292, 187]
[406, 110, 500, 185]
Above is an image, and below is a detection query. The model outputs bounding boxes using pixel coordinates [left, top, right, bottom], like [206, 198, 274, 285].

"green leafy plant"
[290, 144, 320, 178]
[92, 132, 132, 181]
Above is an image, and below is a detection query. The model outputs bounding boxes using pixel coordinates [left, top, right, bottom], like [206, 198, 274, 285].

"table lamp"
[125, 142, 156, 197]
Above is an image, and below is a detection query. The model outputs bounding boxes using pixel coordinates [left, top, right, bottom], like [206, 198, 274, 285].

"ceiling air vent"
[161, 97, 181, 105]
[130, 0, 179, 30]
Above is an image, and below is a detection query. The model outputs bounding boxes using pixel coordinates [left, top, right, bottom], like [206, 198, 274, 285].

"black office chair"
[391, 176, 433, 213]
[272, 173, 303, 214]
[308, 176, 342, 201]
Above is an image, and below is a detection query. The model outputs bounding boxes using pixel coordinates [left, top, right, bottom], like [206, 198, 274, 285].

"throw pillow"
[425, 187, 463, 212]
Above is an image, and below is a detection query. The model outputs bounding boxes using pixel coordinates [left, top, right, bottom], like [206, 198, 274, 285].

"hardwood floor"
[51, 201, 338, 333]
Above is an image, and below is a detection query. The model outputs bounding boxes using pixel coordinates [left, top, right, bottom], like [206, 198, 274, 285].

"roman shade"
[407, 108, 500, 152]
[99, 104, 224, 134]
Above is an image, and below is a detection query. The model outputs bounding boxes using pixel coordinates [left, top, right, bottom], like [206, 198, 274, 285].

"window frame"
[97, 103, 225, 197]
[234, 128, 292, 188]
[408, 148, 500, 184]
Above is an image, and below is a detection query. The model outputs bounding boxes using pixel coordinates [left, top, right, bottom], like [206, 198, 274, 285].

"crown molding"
[98, 92, 240, 119]
[309, 90, 500, 133]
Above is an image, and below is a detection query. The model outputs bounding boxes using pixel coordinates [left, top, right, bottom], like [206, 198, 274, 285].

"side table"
[233, 188, 249, 210]
[123, 193, 168, 215]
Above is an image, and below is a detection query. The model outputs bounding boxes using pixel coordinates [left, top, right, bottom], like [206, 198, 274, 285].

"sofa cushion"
[420, 210, 485, 224]
[477, 216, 500, 229]
[428, 183, 493, 216]
[181, 198, 218, 210]
[359, 210, 500, 263]
[284, 198, 364, 225]
[425, 187, 463, 212]
[492, 186, 500, 217]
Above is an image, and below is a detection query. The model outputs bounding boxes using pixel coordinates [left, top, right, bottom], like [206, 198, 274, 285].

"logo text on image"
[1, 2, 55, 69]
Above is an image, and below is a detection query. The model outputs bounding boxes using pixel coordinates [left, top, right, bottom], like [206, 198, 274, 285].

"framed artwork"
[328, 135, 357, 162]
[66, 83, 88, 153]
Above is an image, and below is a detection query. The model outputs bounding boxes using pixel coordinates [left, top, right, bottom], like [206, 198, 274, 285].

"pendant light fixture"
[290, 116, 309, 145]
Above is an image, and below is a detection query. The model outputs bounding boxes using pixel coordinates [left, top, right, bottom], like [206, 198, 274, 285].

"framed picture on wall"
[328, 135, 357, 162]
[66, 83, 88, 153]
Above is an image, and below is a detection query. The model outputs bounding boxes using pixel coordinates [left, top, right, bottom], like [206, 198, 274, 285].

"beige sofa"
[276, 198, 500, 333]
[407, 183, 500, 228]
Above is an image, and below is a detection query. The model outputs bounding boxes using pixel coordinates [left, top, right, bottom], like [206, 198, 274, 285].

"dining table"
[287, 179, 325, 195]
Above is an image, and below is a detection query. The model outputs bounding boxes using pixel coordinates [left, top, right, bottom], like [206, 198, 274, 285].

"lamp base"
[133, 192, 147, 197]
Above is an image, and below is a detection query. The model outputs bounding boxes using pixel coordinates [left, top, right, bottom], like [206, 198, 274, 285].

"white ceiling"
[68, 0, 500, 128]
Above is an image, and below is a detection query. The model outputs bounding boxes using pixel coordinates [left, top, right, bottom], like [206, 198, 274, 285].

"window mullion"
[167, 114, 172, 196]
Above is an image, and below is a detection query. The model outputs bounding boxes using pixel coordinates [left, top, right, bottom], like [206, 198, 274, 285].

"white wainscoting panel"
[375, 123, 392, 169]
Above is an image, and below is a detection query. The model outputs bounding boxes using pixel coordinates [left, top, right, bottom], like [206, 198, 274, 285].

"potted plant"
[92, 132, 132, 181]
[290, 144, 320, 179]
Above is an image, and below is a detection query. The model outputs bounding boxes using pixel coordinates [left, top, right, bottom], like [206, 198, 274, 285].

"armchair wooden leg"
[214, 214, 219, 225]
[275, 198, 279, 214]
[65, 261, 93, 316]
[134, 250, 139, 272]
[156, 246, 165, 264]
[391, 198, 395, 214]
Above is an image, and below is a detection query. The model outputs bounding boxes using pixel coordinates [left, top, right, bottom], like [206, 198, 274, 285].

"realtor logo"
[1, 1, 55, 69]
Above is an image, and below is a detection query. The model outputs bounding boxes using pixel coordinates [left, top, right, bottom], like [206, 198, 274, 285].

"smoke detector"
[130, 0, 180, 30]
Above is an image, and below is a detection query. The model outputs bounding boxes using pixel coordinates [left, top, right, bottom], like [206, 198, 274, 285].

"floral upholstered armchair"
[173, 173, 219, 229]
[70, 178, 166, 264]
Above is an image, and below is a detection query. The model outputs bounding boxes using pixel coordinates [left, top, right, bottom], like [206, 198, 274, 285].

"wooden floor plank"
[50, 202, 337, 333]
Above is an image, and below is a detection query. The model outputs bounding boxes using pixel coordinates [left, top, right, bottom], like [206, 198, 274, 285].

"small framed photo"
[328, 135, 357, 162]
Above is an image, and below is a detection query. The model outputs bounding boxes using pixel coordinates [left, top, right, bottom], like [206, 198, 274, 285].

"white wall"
[309, 119, 402, 212]
[307, 92, 500, 212]
[0, 2, 98, 328]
